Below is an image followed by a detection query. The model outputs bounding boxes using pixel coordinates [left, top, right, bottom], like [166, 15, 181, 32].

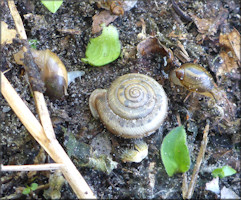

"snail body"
[89, 73, 168, 139]
[170, 63, 223, 101]
[14, 48, 68, 99]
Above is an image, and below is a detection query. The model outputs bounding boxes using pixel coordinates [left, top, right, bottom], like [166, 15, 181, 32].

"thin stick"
[1, 164, 63, 172]
[1, 72, 96, 199]
[7, 1, 27, 40]
[185, 123, 210, 199]
[177, 113, 188, 198]
[176, 113, 182, 126]
[33, 91, 56, 140]
[8, 0, 55, 141]
[182, 173, 188, 199]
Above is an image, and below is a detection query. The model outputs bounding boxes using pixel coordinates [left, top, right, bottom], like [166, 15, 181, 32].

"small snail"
[89, 73, 168, 139]
[169, 63, 224, 102]
[14, 48, 68, 99]
[121, 140, 148, 163]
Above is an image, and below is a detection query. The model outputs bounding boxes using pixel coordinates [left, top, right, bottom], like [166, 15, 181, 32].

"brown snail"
[14, 48, 68, 99]
[89, 73, 168, 139]
[169, 63, 224, 101]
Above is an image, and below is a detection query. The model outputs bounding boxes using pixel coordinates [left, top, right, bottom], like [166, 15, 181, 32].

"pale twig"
[185, 122, 210, 199]
[182, 173, 188, 198]
[1, 164, 63, 172]
[176, 113, 182, 126]
[8, 0, 55, 141]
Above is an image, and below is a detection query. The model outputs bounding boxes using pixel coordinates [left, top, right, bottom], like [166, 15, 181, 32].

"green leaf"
[212, 166, 237, 178]
[81, 25, 121, 66]
[28, 39, 39, 49]
[160, 126, 190, 176]
[41, 0, 63, 13]
[22, 187, 31, 195]
[30, 183, 38, 191]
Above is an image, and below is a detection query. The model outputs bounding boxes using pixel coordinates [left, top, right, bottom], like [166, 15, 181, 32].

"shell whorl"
[89, 73, 168, 138]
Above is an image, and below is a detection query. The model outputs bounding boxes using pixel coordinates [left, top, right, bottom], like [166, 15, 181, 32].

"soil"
[1, 0, 240, 199]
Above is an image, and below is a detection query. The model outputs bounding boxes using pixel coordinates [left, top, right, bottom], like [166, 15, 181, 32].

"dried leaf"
[1, 21, 17, 45]
[97, 0, 137, 13]
[218, 29, 240, 75]
[137, 37, 174, 64]
[92, 10, 118, 34]
[191, 9, 228, 36]
[227, 28, 240, 61]
[168, 31, 187, 40]
[190, 14, 212, 34]
[137, 37, 166, 56]
[219, 51, 239, 74]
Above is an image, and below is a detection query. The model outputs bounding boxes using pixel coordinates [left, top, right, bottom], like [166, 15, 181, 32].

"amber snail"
[169, 63, 224, 102]
[89, 73, 168, 139]
[14, 48, 68, 99]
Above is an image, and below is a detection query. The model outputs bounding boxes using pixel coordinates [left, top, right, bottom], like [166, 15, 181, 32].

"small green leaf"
[22, 187, 31, 195]
[161, 126, 190, 176]
[41, 0, 63, 13]
[81, 25, 121, 67]
[28, 39, 39, 49]
[212, 166, 237, 178]
[30, 183, 38, 191]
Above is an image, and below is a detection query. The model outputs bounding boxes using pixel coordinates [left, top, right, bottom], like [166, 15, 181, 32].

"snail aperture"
[89, 73, 168, 138]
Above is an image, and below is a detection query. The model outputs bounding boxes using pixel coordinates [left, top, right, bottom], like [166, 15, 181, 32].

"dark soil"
[1, 0, 240, 199]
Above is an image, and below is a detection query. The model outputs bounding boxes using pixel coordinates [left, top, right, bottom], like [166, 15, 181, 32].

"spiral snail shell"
[89, 73, 168, 138]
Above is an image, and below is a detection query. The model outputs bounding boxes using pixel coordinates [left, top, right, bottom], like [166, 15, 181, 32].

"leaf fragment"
[92, 10, 118, 34]
[212, 166, 237, 178]
[217, 28, 240, 76]
[160, 126, 190, 176]
[82, 25, 121, 67]
[41, 0, 63, 13]
[30, 183, 38, 191]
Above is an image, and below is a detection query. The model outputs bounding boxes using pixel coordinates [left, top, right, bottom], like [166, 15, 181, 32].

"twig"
[1, 164, 63, 171]
[8, 0, 54, 140]
[1, 72, 96, 198]
[185, 122, 210, 199]
[182, 172, 188, 198]
[176, 113, 182, 126]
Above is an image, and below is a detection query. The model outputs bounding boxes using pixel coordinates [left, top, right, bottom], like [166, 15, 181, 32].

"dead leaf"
[92, 10, 118, 34]
[217, 28, 240, 76]
[1, 21, 17, 45]
[97, 0, 137, 14]
[219, 51, 239, 73]
[190, 14, 212, 34]
[227, 28, 240, 61]
[191, 9, 228, 37]
[137, 37, 165, 56]
[137, 37, 174, 65]
[168, 31, 187, 40]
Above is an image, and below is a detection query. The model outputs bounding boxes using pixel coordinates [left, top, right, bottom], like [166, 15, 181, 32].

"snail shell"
[169, 63, 219, 100]
[89, 73, 168, 138]
[14, 48, 68, 99]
